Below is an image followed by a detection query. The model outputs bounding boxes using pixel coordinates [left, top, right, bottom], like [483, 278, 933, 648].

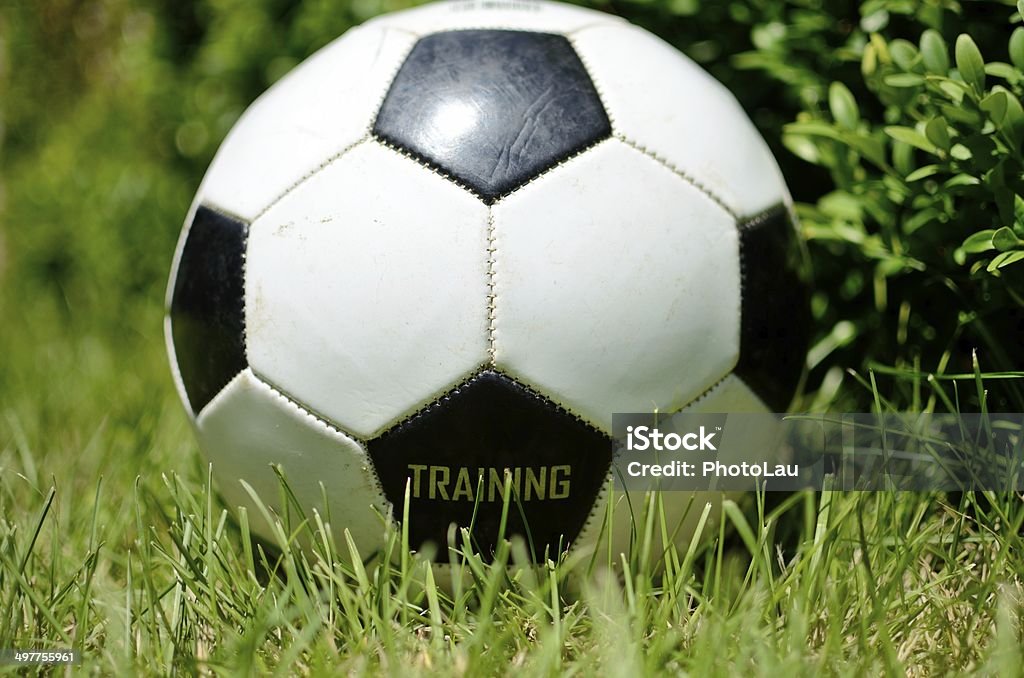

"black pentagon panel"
[373, 30, 611, 203]
[170, 206, 248, 415]
[368, 370, 612, 562]
[736, 206, 811, 411]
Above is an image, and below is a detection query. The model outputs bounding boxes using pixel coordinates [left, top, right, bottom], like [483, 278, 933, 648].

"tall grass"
[2, 0, 1024, 674]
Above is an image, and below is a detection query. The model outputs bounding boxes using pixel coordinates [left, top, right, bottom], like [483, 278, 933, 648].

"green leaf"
[861, 9, 889, 33]
[884, 126, 938, 153]
[870, 33, 891, 64]
[929, 76, 969, 103]
[980, 90, 1009, 123]
[920, 29, 949, 73]
[840, 132, 888, 167]
[877, 257, 907, 277]
[1011, 28, 1024, 71]
[955, 34, 986, 92]
[1001, 89, 1024, 146]
[782, 134, 821, 164]
[829, 82, 860, 130]
[668, 0, 700, 15]
[945, 173, 980, 188]
[924, 117, 951, 150]
[905, 164, 940, 182]
[784, 120, 844, 142]
[984, 62, 1022, 82]
[961, 229, 997, 253]
[904, 207, 938, 233]
[819, 191, 865, 220]
[988, 250, 1024, 271]
[784, 121, 888, 168]
[892, 139, 915, 175]
[940, 103, 980, 125]
[889, 39, 919, 70]
[862, 42, 878, 76]
[751, 22, 786, 50]
[1019, 0, 1024, 22]
[805, 222, 868, 244]
[993, 226, 1023, 251]
[949, 144, 973, 161]
[884, 73, 925, 87]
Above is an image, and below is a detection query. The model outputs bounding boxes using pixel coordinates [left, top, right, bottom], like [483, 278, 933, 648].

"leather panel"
[197, 26, 416, 221]
[197, 369, 389, 559]
[492, 139, 741, 432]
[368, 369, 612, 562]
[374, 29, 610, 203]
[169, 206, 248, 415]
[245, 142, 490, 439]
[736, 206, 810, 411]
[572, 23, 788, 219]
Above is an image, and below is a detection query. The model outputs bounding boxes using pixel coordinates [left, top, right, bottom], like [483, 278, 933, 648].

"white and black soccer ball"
[165, 0, 810, 563]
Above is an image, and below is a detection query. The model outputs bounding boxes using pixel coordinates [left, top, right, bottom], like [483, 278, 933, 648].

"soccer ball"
[165, 0, 809, 564]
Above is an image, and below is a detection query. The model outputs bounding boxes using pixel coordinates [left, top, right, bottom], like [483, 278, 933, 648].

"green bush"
[779, 8, 1024, 411]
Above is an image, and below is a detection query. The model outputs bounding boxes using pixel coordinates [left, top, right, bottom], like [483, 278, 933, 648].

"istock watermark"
[625, 424, 719, 451]
[611, 413, 1024, 492]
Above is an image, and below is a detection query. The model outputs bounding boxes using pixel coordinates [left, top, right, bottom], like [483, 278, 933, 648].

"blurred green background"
[1, 0, 1023, 442]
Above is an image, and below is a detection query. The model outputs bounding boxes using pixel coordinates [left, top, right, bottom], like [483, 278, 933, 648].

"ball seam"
[615, 133, 738, 220]
[245, 369, 391, 508]
[486, 207, 498, 363]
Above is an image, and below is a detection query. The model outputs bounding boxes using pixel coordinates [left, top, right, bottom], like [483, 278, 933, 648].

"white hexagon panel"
[195, 25, 416, 223]
[244, 141, 491, 439]
[490, 138, 741, 433]
[571, 22, 789, 219]
[197, 368, 389, 556]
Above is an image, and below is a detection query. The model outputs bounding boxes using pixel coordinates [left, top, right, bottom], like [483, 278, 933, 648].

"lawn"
[2, 0, 1024, 674]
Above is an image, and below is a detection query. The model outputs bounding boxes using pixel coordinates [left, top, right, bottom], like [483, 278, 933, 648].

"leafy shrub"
[783, 11, 1024, 411]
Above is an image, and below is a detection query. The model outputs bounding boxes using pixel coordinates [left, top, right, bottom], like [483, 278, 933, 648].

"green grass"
[3, 0, 1024, 674]
[1, 300, 1023, 674]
